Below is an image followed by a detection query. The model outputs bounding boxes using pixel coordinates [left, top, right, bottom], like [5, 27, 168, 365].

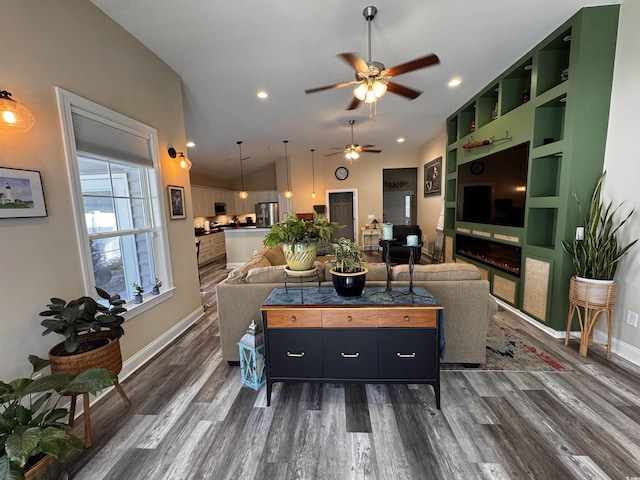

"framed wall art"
[424, 157, 442, 197]
[0, 167, 47, 218]
[168, 185, 186, 220]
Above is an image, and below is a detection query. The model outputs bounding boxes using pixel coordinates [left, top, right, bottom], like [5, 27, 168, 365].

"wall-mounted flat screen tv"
[456, 142, 529, 228]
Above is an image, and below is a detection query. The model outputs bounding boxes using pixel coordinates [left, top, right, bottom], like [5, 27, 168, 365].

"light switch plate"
[576, 227, 584, 240]
[368, 214, 375, 220]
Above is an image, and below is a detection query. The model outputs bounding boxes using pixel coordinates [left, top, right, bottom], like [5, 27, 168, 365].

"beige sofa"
[216, 245, 498, 365]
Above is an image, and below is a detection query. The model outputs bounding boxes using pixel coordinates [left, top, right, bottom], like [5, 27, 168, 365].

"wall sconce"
[168, 147, 192, 170]
[237, 140, 248, 199]
[283, 140, 292, 198]
[0, 90, 35, 132]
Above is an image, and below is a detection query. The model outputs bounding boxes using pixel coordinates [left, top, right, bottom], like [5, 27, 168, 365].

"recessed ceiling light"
[257, 90, 268, 99]
[397, 137, 405, 143]
[448, 77, 462, 88]
[186, 141, 195, 148]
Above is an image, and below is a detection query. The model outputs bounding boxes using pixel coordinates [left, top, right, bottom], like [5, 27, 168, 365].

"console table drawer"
[378, 329, 437, 379]
[267, 330, 323, 378]
[266, 309, 322, 328]
[322, 330, 378, 379]
[378, 308, 437, 327]
[322, 308, 378, 327]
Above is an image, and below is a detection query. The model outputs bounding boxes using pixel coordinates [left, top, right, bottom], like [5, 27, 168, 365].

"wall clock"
[470, 161, 484, 174]
[335, 166, 349, 181]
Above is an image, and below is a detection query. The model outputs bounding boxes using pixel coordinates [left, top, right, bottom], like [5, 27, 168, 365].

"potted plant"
[150, 277, 162, 295]
[562, 172, 637, 304]
[131, 283, 144, 304]
[0, 355, 116, 480]
[39, 287, 130, 411]
[263, 213, 343, 270]
[328, 237, 368, 297]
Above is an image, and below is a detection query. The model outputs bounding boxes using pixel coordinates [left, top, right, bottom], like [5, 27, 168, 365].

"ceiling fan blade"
[346, 96, 361, 110]
[338, 52, 369, 73]
[362, 149, 382, 154]
[325, 151, 346, 157]
[385, 54, 440, 77]
[387, 81, 422, 100]
[305, 82, 354, 94]
[360, 144, 376, 149]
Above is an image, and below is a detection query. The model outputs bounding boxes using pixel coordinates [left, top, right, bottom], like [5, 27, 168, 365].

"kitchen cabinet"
[261, 286, 443, 408]
[197, 231, 226, 265]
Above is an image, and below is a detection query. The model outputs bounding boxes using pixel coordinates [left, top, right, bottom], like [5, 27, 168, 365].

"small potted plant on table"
[328, 237, 368, 297]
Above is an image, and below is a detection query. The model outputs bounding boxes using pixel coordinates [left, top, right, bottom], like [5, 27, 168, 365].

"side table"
[361, 227, 381, 251]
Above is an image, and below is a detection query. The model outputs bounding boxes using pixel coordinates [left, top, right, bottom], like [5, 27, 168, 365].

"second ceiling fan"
[326, 120, 381, 162]
[305, 5, 440, 112]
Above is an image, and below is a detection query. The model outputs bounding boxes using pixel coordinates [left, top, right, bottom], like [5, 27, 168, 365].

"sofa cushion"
[261, 244, 287, 266]
[227, 254, 271, 283]
[393, 263, 481, 281]
[244, 264, 287, 283]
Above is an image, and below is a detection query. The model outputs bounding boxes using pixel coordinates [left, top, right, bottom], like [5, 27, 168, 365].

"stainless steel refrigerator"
[255, 202, 278, 227]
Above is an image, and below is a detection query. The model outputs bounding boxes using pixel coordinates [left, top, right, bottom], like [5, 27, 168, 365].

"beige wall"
[418, 128, 447, 245]
[0, 0, 202, 380]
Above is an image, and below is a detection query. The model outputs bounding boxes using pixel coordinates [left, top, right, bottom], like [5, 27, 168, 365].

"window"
[56, 88, 172, 306]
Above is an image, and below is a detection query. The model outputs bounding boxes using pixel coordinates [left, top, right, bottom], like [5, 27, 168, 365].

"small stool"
[565, 277, 616, 358]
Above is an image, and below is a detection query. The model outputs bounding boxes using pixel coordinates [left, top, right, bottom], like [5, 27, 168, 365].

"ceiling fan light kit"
[304, 5, 440, 115]
[326, 119, 381, 163]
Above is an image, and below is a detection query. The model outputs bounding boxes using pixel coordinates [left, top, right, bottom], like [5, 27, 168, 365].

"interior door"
[329, 192, 354, 241]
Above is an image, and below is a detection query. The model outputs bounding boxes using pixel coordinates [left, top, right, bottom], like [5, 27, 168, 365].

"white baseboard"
[70, 304, 206, 420]
[495, 297, 640, 368]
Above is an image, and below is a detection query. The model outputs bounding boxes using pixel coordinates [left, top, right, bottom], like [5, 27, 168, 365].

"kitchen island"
[223, 226, 270, 268]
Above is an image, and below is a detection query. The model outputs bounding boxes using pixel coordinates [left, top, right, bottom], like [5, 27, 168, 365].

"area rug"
[442, 316, 569, 372]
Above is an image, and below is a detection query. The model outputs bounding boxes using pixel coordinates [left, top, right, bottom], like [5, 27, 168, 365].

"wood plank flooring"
[63, 259, 640, 479]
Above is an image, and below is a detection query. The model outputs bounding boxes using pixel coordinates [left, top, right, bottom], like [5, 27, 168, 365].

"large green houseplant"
[562, 173, 637, 281]
[263, 213, 343, 270]
[328, 237, 368, 297]
[0, 355, 116, 480]
[39, 287, 131, 413]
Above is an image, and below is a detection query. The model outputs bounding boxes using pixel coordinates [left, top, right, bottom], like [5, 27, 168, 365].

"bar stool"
[565, 277, 616, 358]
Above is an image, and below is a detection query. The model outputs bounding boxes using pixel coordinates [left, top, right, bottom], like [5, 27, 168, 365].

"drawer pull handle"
[404, 316, 411, 322]
[346, 316, 353, 322]
[397, 353, 416, 358]
[286, 352, 305, 358]
[341, 352, 360, 358]
[290, 316, 297, 323]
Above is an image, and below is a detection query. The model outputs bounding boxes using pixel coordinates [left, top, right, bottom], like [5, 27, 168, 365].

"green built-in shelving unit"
[443, 5, 619, 330]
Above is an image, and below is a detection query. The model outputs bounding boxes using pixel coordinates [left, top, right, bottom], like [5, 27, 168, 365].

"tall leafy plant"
[562, 173, 637, 280]
[263, 213, 343, 251]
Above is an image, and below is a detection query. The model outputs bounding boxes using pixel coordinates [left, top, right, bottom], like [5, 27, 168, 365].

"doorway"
[382, 168, 417, 225]
[327, 190, 357, 242]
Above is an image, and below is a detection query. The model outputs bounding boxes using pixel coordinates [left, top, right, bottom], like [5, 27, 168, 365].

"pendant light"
[310, 149, 316, 199]
[283, 140, 292, 198]
[0, 90, 35, 132]
[237, 141, 248, 199]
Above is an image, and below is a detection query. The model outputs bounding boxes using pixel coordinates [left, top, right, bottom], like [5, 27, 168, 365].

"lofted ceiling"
[91, 0, 617, 181]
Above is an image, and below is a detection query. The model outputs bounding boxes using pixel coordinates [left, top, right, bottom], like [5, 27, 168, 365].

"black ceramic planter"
[330, 267, 368, 297]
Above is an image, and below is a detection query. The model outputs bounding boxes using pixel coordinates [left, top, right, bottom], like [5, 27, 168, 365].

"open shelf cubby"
[533, 95, 567, 147]
[445, 178, 456, 203]
[529, 154, 562, 197]
[537, 28, 571, 96]
[460, 104, 476, 137]
[477, 84, 499, 128]
[444, 207, 456, 231]
[447, 116, 458, 145]
[501, 58, 532, 115]
[526, 208, 557, 248]
[446, 148, 457, 175]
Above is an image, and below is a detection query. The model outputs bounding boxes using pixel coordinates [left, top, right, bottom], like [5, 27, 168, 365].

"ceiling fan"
[326, 119, 381, 162]
[305, 5, 440, 113]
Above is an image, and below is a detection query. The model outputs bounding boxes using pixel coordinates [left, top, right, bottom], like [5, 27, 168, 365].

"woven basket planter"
[569, 276, 616, 308]
[25, 454, 61, 480]
[48, 331, 123, 377]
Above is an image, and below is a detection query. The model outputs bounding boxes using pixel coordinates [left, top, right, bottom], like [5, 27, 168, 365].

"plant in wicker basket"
[0, 355, 116, 480]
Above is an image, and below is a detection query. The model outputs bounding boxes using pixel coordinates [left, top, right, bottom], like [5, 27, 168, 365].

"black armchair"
[380, 225, 423, 264]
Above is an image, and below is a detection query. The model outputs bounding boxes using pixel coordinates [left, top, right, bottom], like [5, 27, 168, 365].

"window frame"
[56, 87, 174, 314]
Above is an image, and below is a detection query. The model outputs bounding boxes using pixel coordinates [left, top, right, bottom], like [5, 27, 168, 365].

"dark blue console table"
[261, 286, 443, 408]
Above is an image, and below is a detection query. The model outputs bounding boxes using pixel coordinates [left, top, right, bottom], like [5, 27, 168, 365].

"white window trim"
[55, 87, 174, 312]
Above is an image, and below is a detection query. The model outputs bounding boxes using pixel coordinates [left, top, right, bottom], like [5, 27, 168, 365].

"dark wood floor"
[63, 258, 640, 479]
